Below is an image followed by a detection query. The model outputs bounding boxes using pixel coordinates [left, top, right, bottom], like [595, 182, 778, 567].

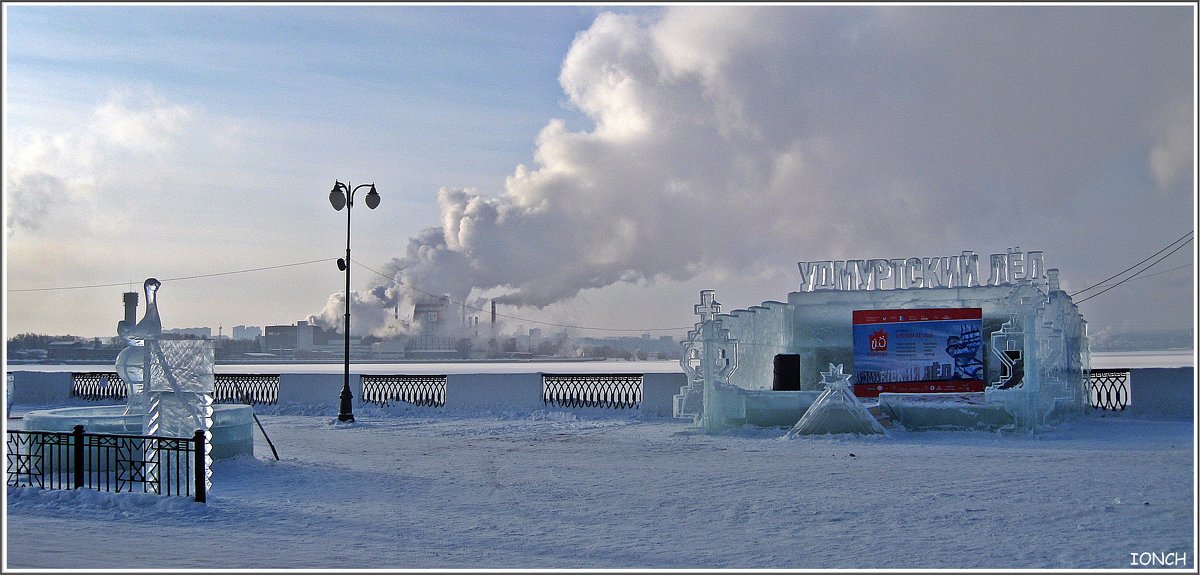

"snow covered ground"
[4, 398, 1194, 570]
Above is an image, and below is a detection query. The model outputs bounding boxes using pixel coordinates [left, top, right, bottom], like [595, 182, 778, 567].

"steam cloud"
[312, 7, 1193, 336]
[5, 89, 200, 238]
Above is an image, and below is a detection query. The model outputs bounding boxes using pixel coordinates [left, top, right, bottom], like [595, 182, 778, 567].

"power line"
[1069, 230, 1194, 297]
[10, 228, 1192, 326]
[350, 259, 692, 334]
[1082, 261, 1192, 288]
[7, 279, 133, 293]
[162, 258, 338, 283]
[7, 253, 690, 333]
[1121, 262, 1193, 281]
[1074, 237, 1194, 305]
[7, 258, 338, 293]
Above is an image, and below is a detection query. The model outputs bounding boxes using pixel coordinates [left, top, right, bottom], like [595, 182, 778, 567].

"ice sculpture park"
[7, 255, 1191, 571]
[675, 247, 1091, 435]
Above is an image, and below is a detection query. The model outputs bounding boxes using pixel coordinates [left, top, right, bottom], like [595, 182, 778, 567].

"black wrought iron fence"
[6, 425, 206, 503]
[214, 374, 279, 405]
[1089, 369, 1130, 411]
[71, 372, 127, 401]
[542, 373, 643, 409]
[70, 372, 280, 406]
[361, 375, 447, 407]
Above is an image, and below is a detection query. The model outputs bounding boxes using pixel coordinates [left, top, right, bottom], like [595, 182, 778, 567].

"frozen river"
[7, 359, 686, 374]
[5, 350, 1194, 375]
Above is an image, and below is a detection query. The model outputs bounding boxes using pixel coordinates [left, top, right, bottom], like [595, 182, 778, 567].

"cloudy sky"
[3, 4, 1195, 347]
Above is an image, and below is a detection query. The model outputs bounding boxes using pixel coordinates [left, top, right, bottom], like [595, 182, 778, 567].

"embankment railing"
[542, 373, 643, 409]
[70, 372, 280, 406]
[361, 375, 447, 407]
[1089, 369, 1131, 411]
[71, 372, 127, 401]
[56, 369, 1131, 414]
[42, 369, 678, 415]
[213, 374, 280, 405]
[6, 425, 207, 503]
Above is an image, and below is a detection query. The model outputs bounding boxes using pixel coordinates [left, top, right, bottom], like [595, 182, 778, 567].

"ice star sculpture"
[819, 363, 852, 388]
[787, 363, 885, 437]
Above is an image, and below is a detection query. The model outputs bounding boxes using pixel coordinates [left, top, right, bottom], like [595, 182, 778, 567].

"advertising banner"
[852, 308, 985, 397]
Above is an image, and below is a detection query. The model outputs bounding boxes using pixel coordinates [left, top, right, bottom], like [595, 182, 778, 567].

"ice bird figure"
[119, 278, 162, 343]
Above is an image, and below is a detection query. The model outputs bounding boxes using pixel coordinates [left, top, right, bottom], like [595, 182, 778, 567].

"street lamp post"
[328, 180, 380, 423]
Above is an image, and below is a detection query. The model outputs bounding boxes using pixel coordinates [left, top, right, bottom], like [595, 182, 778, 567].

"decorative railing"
[214, 374, 279, 405]
[361, 375, 447, 407]
[542, 373, 643, 409]
[6, 425, 206, 503]
[1089, 369, 1130, 411]
[70, 372, 279, 406]
[71, 372, 127, 401]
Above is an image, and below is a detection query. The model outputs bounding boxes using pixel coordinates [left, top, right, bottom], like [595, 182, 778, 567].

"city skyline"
[4, 4, 1196, 348]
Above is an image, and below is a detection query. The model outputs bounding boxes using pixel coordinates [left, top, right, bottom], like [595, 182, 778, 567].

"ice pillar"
[673, 290, 742, 434]
[144, 339, 215, 491]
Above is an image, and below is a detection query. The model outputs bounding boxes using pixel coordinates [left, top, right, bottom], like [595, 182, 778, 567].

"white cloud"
[88, 90, 193, 156]
[320, 6, 1193, 337]
[4, 88, 235, 239]
[1149, 99, 1194, 191]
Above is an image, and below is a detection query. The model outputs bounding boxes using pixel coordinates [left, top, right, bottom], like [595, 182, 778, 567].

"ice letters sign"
[796, 247, 1045, 292]
[851, 308, 985, 397]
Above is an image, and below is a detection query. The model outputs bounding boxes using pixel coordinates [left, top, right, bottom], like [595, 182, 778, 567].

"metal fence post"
[193, 430, 206, 503]
[72, 425, 85, 489]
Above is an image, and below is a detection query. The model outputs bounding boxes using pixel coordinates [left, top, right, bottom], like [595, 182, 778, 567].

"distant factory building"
[264, 320, 334, 353]
[413, 296, 452, 336]
[233, 325, 262, 341]
[122, 292, 138, 326]
[162, 327, 213, 339]
[407, 295, 467, 359]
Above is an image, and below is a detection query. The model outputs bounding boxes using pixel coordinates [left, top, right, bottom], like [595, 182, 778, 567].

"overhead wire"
[161, 258, 339, 283]
[355, 232, 1198, 329]
[1078, 261, 1193, 290]
[6, 253, 691, 334]
[10, 230, 1192, 326]
[1069, 230, 1194, 298]
[7, 258, 338, 292]
[1117, 262, 1193, 282]
[1072, 234, 1194, 305]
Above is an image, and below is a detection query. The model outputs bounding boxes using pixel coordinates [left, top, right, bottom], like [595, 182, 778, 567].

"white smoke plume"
[313, 6, 1193, 337]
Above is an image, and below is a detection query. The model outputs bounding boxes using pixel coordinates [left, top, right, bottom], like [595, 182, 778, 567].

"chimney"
[491, 300, 496, 326]
[122, 292, 139, 326]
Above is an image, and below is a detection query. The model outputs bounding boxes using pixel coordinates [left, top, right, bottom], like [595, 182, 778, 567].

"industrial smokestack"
[491, 300, 496, 326]
[122, 292, 138, 326]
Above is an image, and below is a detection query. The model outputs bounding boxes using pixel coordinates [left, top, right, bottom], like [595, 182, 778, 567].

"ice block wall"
[720, 301, 791, 390]
[985, 281, 1090, 432]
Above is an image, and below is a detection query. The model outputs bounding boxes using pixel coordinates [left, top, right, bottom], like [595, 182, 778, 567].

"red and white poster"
[851, 308, 985, 397]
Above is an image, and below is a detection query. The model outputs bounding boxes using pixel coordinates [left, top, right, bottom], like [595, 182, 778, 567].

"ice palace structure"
[675, 247, 1091, 434]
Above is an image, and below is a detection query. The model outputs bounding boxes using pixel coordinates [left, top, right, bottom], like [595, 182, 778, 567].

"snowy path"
[5, 407, 1194, 570]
